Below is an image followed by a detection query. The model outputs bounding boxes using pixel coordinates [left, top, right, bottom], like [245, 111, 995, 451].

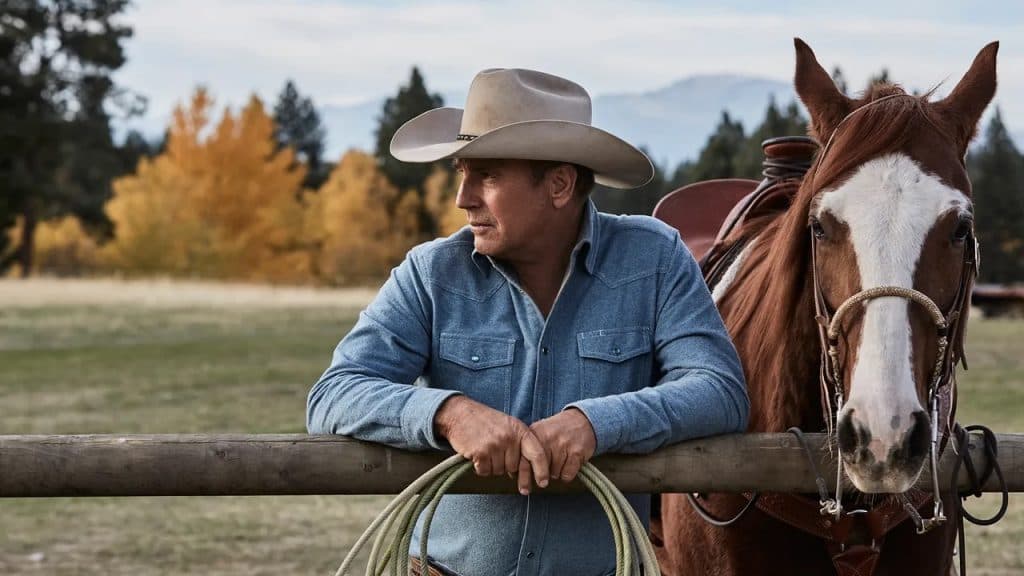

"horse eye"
[810, 218, 826, 240]
[952, 220, 972, 244]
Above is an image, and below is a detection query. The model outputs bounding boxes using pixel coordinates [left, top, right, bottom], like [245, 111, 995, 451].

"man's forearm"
[566, 367, 748, 455]
[306, 367, 461, 451]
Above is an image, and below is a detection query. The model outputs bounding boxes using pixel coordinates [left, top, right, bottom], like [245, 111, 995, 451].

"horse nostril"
[905, 410, 930, 461]
[838, 413, 858, 454]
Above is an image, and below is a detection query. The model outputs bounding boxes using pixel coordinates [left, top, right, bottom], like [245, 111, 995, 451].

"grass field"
[0, 278, 1021, 575]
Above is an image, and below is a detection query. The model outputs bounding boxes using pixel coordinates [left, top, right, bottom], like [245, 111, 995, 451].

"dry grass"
[0, 277, 378, 309]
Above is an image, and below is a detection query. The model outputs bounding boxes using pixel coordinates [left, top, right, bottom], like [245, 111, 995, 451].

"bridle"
[810, 222, 978, 531]
[686, 93, 1006, 576]
[807, 93, 980, 533]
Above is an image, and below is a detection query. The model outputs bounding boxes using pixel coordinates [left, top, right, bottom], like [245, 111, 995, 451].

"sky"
[115, 0, 1023, 146]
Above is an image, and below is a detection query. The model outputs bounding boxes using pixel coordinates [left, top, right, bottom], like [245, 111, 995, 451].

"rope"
[336, 454, 661, 576]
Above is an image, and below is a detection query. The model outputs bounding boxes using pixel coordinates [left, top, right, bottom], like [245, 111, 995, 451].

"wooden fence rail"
[0, 433, 1020, 497]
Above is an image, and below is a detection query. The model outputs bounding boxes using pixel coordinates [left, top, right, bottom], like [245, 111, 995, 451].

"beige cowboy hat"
[390, 68, 654, 189]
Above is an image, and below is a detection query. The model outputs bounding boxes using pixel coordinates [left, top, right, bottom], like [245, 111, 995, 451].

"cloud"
[117, 0, 1022, 139]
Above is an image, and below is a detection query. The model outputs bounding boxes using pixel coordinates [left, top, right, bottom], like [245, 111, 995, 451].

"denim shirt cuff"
[401, 388, 464, 451]
[563, 398, 624, 456]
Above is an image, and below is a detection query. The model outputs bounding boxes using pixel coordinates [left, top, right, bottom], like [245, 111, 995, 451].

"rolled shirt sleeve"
[306, 250, 461, 451]
[566, 234, 749, 455]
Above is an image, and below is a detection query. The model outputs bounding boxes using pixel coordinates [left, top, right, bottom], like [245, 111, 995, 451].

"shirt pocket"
[577, 327, 652, 397]
[438, 333, 515, 412]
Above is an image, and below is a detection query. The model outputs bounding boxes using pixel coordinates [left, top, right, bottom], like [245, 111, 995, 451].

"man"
[307, 68, 748, 576]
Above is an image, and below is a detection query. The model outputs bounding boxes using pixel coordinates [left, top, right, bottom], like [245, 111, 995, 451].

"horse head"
[794, 39, 997, 493]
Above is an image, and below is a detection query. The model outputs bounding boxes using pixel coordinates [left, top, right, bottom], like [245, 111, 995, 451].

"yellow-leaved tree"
[103, 88, 311, 282]
[423, 167, 466, 237]
[308, 150, 423, 285]
[5, 216, 99, 276]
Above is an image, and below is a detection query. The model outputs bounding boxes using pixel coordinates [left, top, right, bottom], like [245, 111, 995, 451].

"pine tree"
[273, 80, 327, 188]
[688, 111, 747, 182]
[968, 109, 1024, 283]
[734, 98, 809, 178]
[0, 0, 139, 276]
[374, 67, 445, 237]
[666, 160, 696, 193]
[592, 148, 666, 215]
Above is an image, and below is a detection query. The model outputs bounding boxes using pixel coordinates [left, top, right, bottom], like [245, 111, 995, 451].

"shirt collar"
[470, 199, 600, 276]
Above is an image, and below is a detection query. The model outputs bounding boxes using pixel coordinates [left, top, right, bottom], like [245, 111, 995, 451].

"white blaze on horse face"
[817, 153, 969, 452]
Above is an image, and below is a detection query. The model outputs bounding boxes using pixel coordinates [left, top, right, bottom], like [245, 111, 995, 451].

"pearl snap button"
[471, 355, 480, 362]
[612, 347, 621, 355]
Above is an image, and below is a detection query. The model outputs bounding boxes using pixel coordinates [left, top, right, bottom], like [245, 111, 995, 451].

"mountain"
[120, 75, 1021, 166]
[320, 75, 798, 167]
[593, 75, 797, 168]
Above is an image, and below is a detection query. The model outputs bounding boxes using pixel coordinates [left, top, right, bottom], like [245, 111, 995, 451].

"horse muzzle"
[837, 408, 930, 493]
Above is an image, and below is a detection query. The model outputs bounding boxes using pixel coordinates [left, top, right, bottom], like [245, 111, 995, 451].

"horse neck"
[717, 214, 826, 433]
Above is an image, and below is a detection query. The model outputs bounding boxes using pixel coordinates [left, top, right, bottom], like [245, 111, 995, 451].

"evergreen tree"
[968, 109, 1024, 283]
[0, 0, 138, 276]
[117, 130, 162, 175]
[734, 98, 809, 178]
[688, 111, 747, 182]
[273, 80, 327, 188]
[591, 148, 666, 215]
[0, 17, 31, 268]
[374, 67, 444, 236]
[666, 159, 695, 193]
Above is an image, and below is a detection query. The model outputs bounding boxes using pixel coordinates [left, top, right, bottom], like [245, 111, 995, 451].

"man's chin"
[472, 238, 501, 256]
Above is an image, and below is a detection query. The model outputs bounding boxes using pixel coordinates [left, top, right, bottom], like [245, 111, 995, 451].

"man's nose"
[455, 180, 478, 209]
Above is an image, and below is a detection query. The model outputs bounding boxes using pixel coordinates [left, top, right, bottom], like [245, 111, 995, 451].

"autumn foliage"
[308, 150, 421, 285]
[93, 87, 466, 285]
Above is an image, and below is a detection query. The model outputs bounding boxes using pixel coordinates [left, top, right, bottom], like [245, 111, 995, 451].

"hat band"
[456, 133, 477, 141]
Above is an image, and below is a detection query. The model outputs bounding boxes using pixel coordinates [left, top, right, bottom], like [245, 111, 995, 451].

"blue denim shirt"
[307, 201, 748, 576]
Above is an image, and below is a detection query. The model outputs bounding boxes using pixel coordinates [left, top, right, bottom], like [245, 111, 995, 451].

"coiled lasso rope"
[336, 454, 661, 576]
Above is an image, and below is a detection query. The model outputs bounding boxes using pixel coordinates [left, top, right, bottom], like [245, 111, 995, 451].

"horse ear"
[935, 42, 999, 154]
[793, 38, 852, 142]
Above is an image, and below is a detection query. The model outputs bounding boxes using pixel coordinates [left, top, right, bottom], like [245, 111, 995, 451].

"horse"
[653, 38, 998, 575]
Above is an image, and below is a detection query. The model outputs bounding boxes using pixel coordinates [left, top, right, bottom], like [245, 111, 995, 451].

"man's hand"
[528, 408, 597, 483]
[434, 396, 550, 495]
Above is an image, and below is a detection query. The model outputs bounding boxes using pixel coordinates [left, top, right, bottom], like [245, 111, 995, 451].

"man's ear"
[548, 164, 577, 209]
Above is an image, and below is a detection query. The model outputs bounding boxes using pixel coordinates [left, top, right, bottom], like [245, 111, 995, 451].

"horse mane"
[717, 83, 947, 432]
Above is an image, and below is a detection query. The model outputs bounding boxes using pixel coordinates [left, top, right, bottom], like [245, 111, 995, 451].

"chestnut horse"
[655, 39, 998, 575]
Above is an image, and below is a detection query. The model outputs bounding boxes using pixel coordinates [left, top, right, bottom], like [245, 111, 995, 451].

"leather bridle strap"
[809, 228, 977, 530]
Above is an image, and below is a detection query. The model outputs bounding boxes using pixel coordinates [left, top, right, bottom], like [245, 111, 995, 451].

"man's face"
[454, 159, 555, 261]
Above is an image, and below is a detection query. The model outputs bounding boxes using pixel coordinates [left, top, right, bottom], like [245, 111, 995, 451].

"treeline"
[2, 2, 1021, 285]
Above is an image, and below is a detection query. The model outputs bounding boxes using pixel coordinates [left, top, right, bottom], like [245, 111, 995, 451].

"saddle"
[652, 136, 816, 292]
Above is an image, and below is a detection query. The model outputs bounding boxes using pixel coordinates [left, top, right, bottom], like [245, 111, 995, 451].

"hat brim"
[390, 107, 654, 189]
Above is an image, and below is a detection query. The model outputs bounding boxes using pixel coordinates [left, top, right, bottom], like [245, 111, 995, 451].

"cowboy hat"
[390, 68, 654, 189]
